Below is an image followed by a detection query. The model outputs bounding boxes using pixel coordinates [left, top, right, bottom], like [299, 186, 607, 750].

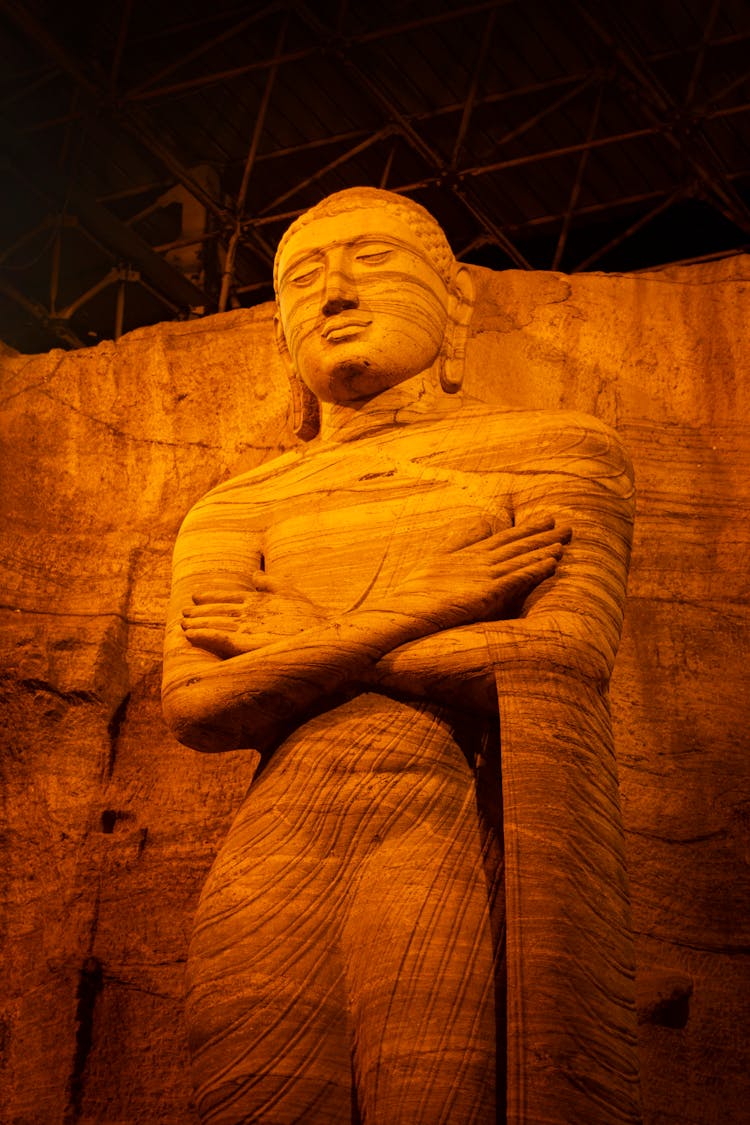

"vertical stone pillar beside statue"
[162, 186, 641, 1123]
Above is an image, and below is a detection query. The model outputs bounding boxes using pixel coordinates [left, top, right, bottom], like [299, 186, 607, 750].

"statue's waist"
[271, 690, 490, 778]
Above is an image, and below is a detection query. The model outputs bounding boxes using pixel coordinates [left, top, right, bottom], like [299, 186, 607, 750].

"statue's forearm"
[370, 607, 620, 714]
[162, 599, 462, 753]
[369, 625, 499, 714]
[163, 523, 567, 751]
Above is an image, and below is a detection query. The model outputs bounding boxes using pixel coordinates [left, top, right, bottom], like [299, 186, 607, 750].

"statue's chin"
[312, 362, 419, 406]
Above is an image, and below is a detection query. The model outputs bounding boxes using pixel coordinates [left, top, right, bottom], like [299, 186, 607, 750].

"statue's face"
[276, 207, 451, 403]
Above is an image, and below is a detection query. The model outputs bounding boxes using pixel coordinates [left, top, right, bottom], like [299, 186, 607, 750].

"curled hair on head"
[273, 186, 456, 298]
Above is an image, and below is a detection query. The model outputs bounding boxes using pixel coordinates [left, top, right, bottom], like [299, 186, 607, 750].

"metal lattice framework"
[1, 0, 749, 351]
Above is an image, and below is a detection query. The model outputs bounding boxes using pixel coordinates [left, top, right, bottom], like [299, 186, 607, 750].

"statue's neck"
[318, 371, 463, 444]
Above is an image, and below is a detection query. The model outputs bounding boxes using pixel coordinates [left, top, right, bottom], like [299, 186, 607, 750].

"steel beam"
[258, 127, 393, 216]
[631, 244, 750, 271]
[505, 188, 673, 231]
[379, 142, 396, 189]
[0, 0, 227, 224]
[0, 118, 206, 310]
[249, 185, 679, 236]
[451, 7, 497, 168]
[219, 14, 287, 312]
[684, 0, 721, 106]
[392, 126, 656, 188]
[125, 0, 520, 104]
[701, 72, 750, 110]
[127, 0, 287, 98]
[0, 272, 84, 348]
[574, 1, 750, 234]
[552, 84, 603, 269]
[651, 28, 750, 62]
[572, 189, 683, 272]
[124, 45, 318, 103]
[0, 64, 58, 109]
[0, 214, 74, 266]
[110, 0, 133, 95]
[331, 45, 533, 269]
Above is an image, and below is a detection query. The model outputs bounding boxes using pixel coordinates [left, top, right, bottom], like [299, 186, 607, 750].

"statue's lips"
[322, 317, 372, 341]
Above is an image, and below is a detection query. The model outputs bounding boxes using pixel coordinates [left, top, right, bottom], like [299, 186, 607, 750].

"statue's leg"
[343, 784, 503, 1125]
[185, 809, 354, 1124]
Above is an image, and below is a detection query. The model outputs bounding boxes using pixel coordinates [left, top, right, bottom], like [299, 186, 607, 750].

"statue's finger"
[192, 590, 247, 605]
[489, 545, 562, 577]
[492, 517, 556, 542]
[250, 570, 290, 593]
[182, 617, 240, 632]
[181, 628, 240, 658]
[513, 515, 556, 533]
[183, 603, 242, 618]
[485, 526, 571, 560]
[460, 518, 557, 555]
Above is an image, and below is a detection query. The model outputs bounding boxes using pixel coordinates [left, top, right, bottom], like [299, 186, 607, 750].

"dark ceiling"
[1, 0, 749, 354]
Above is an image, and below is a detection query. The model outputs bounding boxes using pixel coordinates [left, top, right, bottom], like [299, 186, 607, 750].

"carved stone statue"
[162, 187, 640, 1124]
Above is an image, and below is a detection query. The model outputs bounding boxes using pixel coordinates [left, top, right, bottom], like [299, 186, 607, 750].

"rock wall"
[1, 257, 748, 1124]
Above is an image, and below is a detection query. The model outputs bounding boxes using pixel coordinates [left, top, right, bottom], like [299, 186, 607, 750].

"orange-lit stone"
[0, 203, 748, 1123]
[163, 189, 638, 1124]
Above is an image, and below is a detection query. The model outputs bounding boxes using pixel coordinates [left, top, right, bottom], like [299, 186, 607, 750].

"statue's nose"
[322, 270, 358, 316]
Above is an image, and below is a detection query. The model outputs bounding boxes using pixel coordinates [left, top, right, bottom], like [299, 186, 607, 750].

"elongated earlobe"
[439, 266, 475, 394]
[274, 313, 320, 441]
[439, 351, 463, 395]
[288, 374, 320, 441]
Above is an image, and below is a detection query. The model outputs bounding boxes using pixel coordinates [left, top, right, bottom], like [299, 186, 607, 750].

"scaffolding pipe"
[218, 14, 287, 313]
[114, 279, 126, 340]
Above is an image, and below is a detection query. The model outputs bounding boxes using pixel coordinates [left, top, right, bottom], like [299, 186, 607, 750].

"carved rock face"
[158, 190, 642, 1125]
[275, 207, 450, 404]
[3, 250, 748, 1123]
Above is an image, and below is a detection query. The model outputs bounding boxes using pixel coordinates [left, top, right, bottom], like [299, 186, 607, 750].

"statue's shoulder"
[463, 401, 618, 437]
[457, 403, 631, 468]
[179, 446, 308, 529]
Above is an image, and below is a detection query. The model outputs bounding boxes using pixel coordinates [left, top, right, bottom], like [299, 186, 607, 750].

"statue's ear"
[274, 313, 320, 441]
[440, 266, 475, 394]
[274, 312, 294, 374]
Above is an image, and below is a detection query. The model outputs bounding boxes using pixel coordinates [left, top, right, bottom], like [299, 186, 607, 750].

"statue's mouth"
[322, 316, 372, 340]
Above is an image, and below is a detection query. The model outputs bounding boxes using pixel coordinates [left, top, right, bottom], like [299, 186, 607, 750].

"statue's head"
[273, 187, 475, 439]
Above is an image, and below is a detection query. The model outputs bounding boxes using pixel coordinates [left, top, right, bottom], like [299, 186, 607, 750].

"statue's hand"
[393, 518, 571, 630]
[181, 572, 327, 658]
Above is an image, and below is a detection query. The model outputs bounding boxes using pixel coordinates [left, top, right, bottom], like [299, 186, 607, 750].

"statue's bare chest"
[262, 442, 512, 611]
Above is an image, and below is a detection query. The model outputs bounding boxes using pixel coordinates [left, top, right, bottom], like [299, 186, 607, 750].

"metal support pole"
[379, 142, 396, 189]
[114, 279, 126, 340]
[0, 272, 84, 348]
[552, 84, 603, 270]
[126, 1, 286, 99]
[49, 224, 61, 314]
[573, 1, 750, 233]
[218, 14, 287, 312]
[258, 127, 393, 216]
[110, 0, 133, 95]
[684, 0, 721, 106]
[451, 6, 497, 168]
[337, 54, 533, 268]
[572, 189, 682, 272]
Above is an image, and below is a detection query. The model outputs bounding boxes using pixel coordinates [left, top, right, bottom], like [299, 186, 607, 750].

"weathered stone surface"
[1, 247, 748, 1122]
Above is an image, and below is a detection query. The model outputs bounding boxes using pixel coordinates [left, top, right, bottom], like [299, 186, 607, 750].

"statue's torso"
[202, 405, 608, 614]
[265, 439, 512, 613]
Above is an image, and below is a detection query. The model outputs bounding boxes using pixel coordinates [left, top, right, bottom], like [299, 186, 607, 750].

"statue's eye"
[356, 249, 392, 265]
[288, 265, 322, 287]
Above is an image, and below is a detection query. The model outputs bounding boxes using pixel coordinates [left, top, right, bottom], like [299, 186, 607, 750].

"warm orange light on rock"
[163, 188, 639, 1124]
[1, 203, 747, 1122]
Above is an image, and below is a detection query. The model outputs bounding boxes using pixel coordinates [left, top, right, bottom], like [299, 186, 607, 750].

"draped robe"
[162, 404, 640, 1125]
